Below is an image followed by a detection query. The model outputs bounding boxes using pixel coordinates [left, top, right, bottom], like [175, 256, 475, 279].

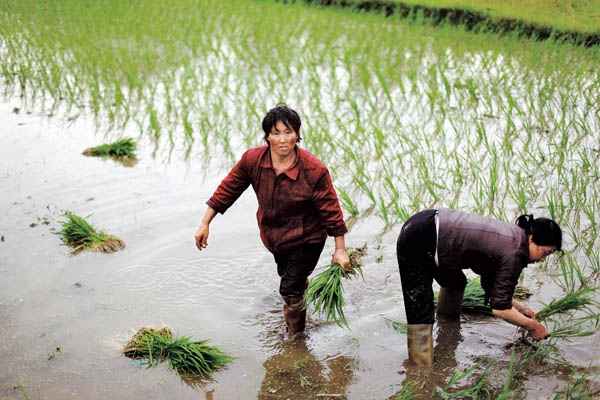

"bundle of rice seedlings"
[122, 327, 173, 365]
[57, 211, 125, 254]
[165, 337, 235, 377]
[83, 137, 137, 158]
[303, 245, 366, 329]
[535, 286, 598, 322]
[122, 327, 235, 378]
[434, 278, 531, 316]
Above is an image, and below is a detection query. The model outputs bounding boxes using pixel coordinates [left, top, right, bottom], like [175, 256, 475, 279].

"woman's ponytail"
[516, 214, 562, 251]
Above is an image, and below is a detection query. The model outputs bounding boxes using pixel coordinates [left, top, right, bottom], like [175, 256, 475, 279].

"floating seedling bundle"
[304, 245, 366, 329]
[57, 211, 125, 254]
[123, 327, 234, 378]
[83, 137, 137, 166]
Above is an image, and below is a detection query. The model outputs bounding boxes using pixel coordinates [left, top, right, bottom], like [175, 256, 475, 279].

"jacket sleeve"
[206, 152, 252, 214]
[489, 251, 527, 310]
[312, 169, 348, 237]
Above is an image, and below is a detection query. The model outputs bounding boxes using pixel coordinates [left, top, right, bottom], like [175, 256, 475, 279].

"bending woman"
[396, 208, 562, 366]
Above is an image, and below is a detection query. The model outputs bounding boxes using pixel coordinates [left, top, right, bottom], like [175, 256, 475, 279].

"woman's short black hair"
[262, 103, 302, 144]
[516, 214, 563, 252]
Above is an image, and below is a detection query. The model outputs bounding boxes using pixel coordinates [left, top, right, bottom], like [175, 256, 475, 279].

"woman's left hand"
[512, 300, 536, 320]
[332, 248, 351, 271]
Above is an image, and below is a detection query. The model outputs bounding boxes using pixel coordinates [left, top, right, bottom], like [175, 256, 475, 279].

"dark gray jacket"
[437, 208, 529, 310]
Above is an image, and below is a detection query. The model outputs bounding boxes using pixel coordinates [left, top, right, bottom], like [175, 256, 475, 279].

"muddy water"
[0, 102, 598, 400]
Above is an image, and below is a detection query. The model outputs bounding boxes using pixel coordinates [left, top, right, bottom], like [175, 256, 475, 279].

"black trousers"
[396, 209, 439, 324]
[397, 210, 468, 324]
[274, 241, 326, 299]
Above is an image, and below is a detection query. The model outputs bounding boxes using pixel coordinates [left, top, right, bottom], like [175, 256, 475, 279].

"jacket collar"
[259, 145, 300, 180]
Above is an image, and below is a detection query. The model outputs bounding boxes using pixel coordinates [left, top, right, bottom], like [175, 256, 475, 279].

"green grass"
[298, 0, 600, 37]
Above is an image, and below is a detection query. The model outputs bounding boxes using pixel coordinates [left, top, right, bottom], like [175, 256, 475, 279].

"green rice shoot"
[434, 278, 531, 316]
[123, 327, 235, 377]
[304, 246, 366, 329]
[83, 137, 137, 159]
[56, 211, 125, 254]
[536, 287, 598, 322]
[535, 286, 600, 340]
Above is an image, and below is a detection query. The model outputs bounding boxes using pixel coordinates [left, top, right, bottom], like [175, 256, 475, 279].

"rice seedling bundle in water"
[57, 211, 125, 253]
[83, 137, 137, 158]
[123, 327, 234, 377]
[304, 246, 365, 329]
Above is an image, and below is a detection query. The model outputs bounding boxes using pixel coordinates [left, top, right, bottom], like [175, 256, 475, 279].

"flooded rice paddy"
[0, 104, 598, 399]
[1, 0, 600, 398]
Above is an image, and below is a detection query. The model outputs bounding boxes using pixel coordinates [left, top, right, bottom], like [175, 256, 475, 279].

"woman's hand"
[194, 224, 209, 251]
[512, 300, 536, 320]
[527, 321, 549, 341]
[332, 248, 351, 271]
[195, 207, 217, 251]
[332, 236, 351, 271]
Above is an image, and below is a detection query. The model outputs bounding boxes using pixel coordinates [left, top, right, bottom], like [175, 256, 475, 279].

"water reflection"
[258, 337, 355, 399]
[433, 316, 463, 375]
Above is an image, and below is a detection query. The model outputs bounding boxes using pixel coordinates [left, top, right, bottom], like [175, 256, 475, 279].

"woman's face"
[528, 236, 557, 263]
[267, 120, 298, 158]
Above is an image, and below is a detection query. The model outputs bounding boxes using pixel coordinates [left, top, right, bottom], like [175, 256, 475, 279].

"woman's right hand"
[195, 224, 209, 251]
[195, 207, 217, 251]
[527, 321, 549, 341]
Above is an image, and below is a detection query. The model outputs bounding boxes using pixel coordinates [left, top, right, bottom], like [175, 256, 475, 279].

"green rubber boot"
[407, 324, 434, 366]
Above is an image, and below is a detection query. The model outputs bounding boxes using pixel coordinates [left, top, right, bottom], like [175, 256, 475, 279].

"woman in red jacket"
[396, 208, 562, 366]
[195, 104, 350, 338]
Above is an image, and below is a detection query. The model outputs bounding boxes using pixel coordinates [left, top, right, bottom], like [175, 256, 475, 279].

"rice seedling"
[82, 137, 137, 165]
[435, 358, 493, 399]
[535, 287, 599, 323]
[56, 211, 125, 254]
[3, 0, 600, 394]
[122, 327, 173, 365]
[433, 278, 531, 317]
[164, 336, 235, 377]
[123, 327, 235, 378]
[496, 347, 523, 400]
[394, 380, 425, 399]
[553, 369, 600, 400]
[304, 245, 366, 329]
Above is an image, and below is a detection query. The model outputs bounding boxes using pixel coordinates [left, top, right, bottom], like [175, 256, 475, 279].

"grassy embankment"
[287, 0, 600, 45]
